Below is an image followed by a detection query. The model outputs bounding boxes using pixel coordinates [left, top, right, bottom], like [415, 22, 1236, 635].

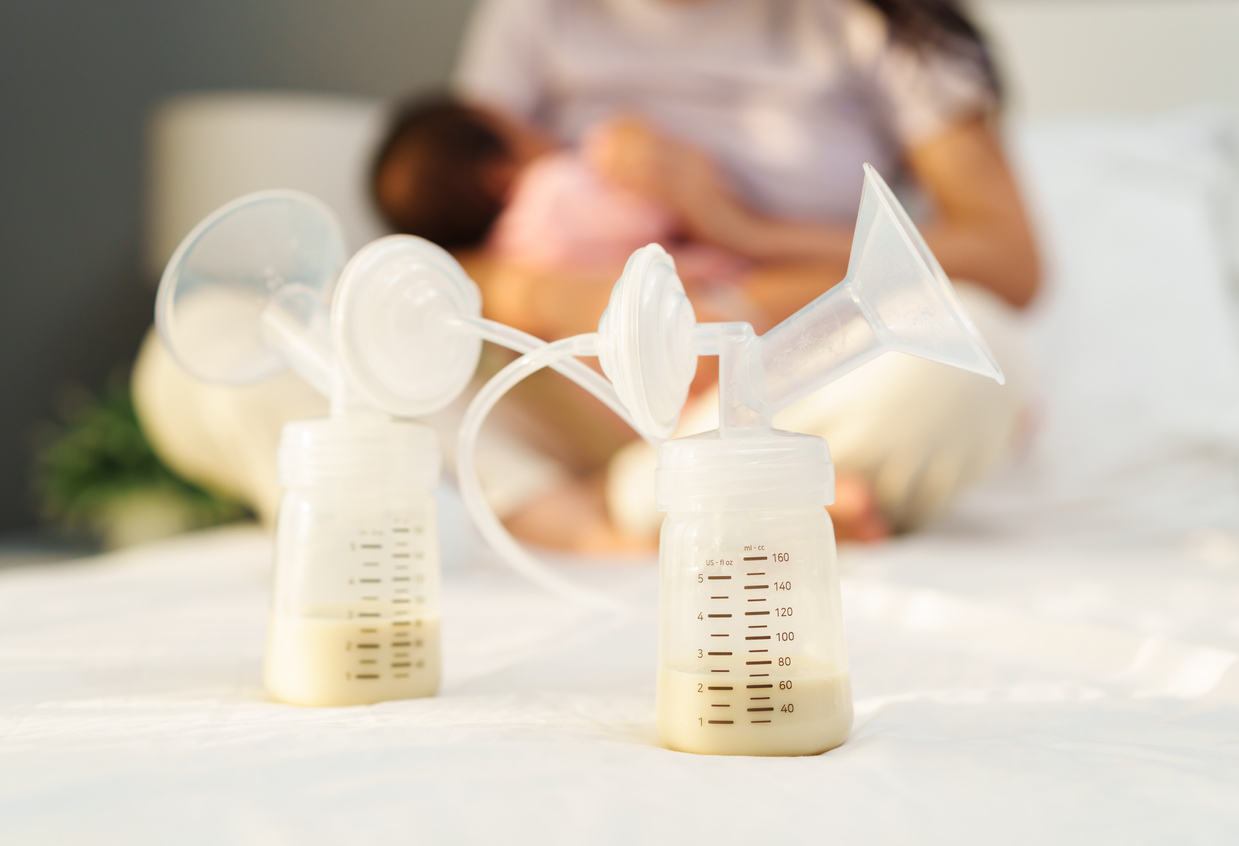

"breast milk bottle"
[264, 414, 442, 706]
[654, 430, 851, 756]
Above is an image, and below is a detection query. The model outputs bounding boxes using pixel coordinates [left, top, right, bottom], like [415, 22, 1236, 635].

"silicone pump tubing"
[455, 325, 657, 610]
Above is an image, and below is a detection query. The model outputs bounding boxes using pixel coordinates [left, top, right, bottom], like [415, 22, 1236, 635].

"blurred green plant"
[36, 376, 249, 548]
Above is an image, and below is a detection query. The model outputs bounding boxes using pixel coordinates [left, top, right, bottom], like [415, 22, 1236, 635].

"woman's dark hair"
[371, 95, 510, 249]
[860, 0, 1001, 98]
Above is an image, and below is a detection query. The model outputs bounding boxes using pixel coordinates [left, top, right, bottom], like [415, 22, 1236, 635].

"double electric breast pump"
[157, 165, 1001, 756]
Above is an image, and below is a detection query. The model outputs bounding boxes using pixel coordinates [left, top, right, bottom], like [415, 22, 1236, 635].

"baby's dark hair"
[371, 95, 510, 249]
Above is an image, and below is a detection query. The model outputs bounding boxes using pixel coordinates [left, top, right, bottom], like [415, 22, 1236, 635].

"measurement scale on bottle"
[657, 527, 851, 756]
[342, 508, 439, 687]
[690, 544, 801, 727]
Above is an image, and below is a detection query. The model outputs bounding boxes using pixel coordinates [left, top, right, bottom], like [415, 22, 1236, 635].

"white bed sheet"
[6, 106, 1239, 843]
[1, 522, 1236, 845]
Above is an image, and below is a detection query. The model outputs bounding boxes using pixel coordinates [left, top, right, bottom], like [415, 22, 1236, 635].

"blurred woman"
[446, 0, 1040, 546]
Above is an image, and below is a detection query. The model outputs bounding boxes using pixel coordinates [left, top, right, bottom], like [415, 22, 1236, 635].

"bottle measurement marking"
[359, 578, 381, 584]
[392, 527, 409, 533]
[695, 547, 802, 736]
[393, 553, 410, 559]
[360, 544, 382, 550]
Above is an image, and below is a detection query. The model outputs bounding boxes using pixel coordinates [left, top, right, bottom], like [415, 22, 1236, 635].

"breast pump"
[455, 164, 1005, 755]
[156, 190, 487, 706]
[159, 189, 644, 705]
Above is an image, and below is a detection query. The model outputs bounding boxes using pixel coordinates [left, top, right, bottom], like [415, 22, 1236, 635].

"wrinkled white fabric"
[1, 523, 1236, 844]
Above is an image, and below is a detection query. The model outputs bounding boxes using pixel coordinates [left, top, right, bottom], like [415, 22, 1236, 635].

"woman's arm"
[593, 117, 1040, 310]
[904, 118, 1041, 308]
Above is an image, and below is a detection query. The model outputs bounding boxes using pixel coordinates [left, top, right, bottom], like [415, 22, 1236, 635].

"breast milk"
[265, 609, 441, 707]
[657, 665, 852, 756]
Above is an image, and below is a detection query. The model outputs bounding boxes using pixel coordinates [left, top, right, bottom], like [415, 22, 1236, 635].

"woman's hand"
[583, 117, 748, 247]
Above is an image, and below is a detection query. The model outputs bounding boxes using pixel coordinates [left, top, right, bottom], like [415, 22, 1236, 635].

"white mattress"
[1, 520, 1236, 844]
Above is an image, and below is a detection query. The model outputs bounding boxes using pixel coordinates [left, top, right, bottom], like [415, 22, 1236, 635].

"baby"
[371, 95, 746, 281]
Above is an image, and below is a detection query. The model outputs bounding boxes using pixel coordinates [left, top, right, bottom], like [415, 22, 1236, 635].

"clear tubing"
[455, 317, 646, 418]
[457, 333, 648, 610]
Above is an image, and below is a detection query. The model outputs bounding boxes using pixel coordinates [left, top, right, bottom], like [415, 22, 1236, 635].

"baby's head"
[372, 96, 516, 249]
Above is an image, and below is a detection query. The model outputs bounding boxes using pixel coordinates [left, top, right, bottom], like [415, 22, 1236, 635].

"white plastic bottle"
[654, 430, 852, 756]
[264, 414, 442, 707]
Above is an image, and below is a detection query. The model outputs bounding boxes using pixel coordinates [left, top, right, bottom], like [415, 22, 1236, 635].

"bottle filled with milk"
[264, 415, 443, 706]
[655, 431, 852, 755]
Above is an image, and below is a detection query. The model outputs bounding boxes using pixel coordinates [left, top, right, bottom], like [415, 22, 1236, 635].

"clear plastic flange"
[155, 190, 348, 385]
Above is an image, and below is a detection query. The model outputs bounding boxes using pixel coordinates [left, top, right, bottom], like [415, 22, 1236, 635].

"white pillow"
[945, 109, 1239, 540]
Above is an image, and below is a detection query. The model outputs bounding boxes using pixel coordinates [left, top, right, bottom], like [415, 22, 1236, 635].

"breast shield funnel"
[753, 164, 1003, 417]
[156, 190, 350, 401]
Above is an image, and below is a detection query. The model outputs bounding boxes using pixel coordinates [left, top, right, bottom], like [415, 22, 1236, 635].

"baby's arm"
[583, 118, 853, 269]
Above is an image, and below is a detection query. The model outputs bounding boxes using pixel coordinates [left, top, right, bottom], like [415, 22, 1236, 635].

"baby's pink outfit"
[488, 151, 747, 282]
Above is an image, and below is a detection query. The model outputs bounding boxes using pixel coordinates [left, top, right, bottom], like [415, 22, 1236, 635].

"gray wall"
[0, 0, 476, 533]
